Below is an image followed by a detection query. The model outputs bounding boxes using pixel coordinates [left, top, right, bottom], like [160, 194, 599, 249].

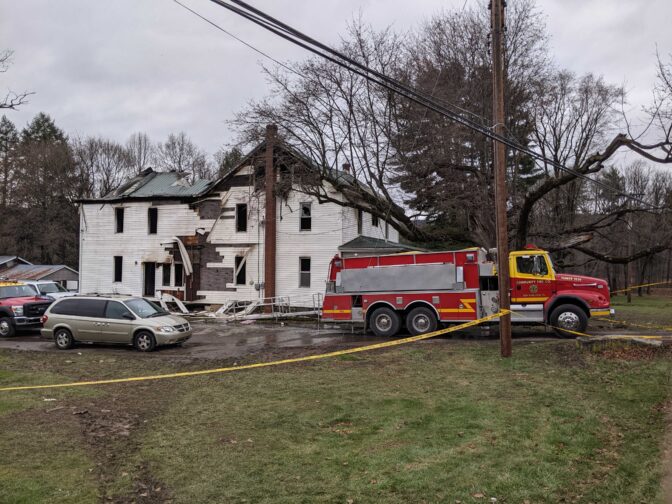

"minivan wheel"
[0, 317, 15, 338]
[134, 331, 156, 352]
[54, 328, 74, 350]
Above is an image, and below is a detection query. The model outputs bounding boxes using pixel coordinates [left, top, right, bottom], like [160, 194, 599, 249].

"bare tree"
[155, 132, 212, 183]
[0, 50, 32, 110]
[231, 19, 422, 238]
[72, 137, 133, 198]
[126, 132, 154, 174]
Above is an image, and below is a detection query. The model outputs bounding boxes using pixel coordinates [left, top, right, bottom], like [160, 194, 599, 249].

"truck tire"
[406, 307, 438, 336]
[369, 307, 401, 338]
[0, 317, 15, 338]
[550, 304, 588, 337]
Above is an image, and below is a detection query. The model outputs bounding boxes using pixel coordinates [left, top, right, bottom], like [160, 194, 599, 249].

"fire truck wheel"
[0, 317, 15, 338]
[550, 304, 588, 337]
[369, 307, 401, 338]
[406, 307, 438, 336]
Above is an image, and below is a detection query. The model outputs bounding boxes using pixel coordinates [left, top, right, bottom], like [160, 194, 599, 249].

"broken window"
[115, 208, 124, 233]
[300, 202, 312, 231]
[235, 256, 246, 285]
[371, 214, 379, 227]
[357, 209, 363, 235]
[113, 256, 123, 283]
[148, 207, 158, 234]
[299, 257, 311, 288]
[236, 203, 248, 232]
[162, 263, 171, 286]
[174, 263, 184, 287]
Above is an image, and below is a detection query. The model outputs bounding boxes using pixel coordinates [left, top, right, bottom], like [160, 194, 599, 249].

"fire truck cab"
[321, 246, 613, 337]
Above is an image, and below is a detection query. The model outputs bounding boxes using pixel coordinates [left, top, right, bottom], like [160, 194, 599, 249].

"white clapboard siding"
[79, 202, 213, 297]
[80, 180, 400, 306]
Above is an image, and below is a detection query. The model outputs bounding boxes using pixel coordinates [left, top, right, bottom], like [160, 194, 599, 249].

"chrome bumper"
[14, 316, 43, 327]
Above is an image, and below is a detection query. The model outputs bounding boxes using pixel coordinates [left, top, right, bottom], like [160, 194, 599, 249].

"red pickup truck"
[0, 281, 53, 337]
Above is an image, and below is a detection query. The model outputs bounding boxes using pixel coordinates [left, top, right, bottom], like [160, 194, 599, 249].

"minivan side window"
[105, 301, 134, 320]
[52, 299, 106, 318]
[50, 299, 78, 315]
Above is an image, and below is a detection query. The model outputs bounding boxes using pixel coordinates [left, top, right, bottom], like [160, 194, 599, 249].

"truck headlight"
[159, 326, 175, 333]
[11, 306, 23, 316]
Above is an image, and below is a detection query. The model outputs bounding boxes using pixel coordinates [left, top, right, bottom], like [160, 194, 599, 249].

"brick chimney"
[264, 124, 278, 310]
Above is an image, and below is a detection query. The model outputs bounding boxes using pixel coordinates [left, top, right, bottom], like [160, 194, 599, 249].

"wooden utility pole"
[491, 0, 512, 357]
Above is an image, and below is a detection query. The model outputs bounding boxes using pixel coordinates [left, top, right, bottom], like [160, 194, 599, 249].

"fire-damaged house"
[78, 126, 407, 306]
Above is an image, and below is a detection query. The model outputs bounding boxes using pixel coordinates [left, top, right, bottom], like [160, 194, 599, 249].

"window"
[300, 202, 312, 231]
[357, 209, 363, 235]
[148, 207, 158, 234]
[162, 264, 171, 286]
[174, 263, 184, 287]
[115, 207, 124, 233]
[385, 221, 389, 239]
[113, 256, 123, 283]
[236, 203, 248, 232]
[371, 214, 379, 227]
[53, 298, 106, 318]
[235, 256, 246, 285]
[299, 257, 311, 288]
[105, 301, 134, 320]
[125, 298, 165, 318]
[516, 255, 548, 276]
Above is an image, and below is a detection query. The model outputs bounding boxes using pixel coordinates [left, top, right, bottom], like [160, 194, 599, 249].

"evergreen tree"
[0, 115, 19, 207]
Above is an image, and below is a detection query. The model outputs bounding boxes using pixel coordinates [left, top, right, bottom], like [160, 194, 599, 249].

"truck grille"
[174, 323, 190, 332]
[24, 302, 52, 317]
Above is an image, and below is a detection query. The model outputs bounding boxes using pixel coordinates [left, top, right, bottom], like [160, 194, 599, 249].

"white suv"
[21, 280, 76, 300]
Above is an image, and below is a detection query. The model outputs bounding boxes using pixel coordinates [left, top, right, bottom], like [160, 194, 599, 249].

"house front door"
[143, 263, 156, 297]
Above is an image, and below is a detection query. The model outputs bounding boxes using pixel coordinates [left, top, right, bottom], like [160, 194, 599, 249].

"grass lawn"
[1, 336, 671, 503]
[610, 294, 672, 328]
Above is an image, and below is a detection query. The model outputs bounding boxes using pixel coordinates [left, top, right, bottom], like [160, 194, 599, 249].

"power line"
[200, 0, 656, 210]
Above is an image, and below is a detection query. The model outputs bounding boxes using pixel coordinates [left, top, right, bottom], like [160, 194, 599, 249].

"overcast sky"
[1, 0, 670, 156]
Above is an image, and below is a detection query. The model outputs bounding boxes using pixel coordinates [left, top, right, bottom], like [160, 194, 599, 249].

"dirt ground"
[0, 319, 566, 361]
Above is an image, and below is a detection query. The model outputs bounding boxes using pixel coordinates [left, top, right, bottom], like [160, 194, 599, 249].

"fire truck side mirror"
[532, 255, 542, 275]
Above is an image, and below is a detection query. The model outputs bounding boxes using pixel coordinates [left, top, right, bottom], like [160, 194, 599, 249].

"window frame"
[234, 256, 247, 285]
[148, 207, 158, 234]
[235, 203, 248, 233]
[357, 209, 363, 235]
[299, 202, 312, 231]
[371, 214, 379, 227]
[299, 256, 311, 288]
[115, 207, 124, 234]
[113, 256, 123, 283]
[162, 263, 171, 287]
[174, 263, 184, 287]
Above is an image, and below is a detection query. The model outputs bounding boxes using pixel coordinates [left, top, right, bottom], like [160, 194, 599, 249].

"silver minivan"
[41, 295, 192, 351]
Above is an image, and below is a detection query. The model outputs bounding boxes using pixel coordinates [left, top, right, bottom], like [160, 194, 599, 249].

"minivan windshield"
[124, 298, 169, 318]
[38, 283, 68, 294]
[0, 285, 36, 299]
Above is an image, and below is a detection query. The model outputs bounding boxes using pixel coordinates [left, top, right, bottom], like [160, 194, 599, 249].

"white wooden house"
[78, 127, 411, 307]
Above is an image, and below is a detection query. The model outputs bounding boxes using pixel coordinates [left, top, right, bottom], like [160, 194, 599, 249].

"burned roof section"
[78, 168, 214, 203]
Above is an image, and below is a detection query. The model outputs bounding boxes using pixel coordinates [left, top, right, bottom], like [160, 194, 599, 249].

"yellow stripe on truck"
[322, 309, 352, 314]
[439, 298, 476, 313]
[511, 297, 549, 303]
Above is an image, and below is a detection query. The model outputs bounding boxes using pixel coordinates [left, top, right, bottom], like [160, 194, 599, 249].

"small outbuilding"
[0, 255, 79, 290]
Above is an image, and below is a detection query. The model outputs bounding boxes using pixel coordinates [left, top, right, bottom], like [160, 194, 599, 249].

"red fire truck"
[321, 246, 613, 337]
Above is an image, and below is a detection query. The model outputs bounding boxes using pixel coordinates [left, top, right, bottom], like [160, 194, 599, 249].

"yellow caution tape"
[0, 311, 508, 393]
[509, 308, 670, 341]
[611, 280, 672, 294]
[595, 317, 672, 333]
